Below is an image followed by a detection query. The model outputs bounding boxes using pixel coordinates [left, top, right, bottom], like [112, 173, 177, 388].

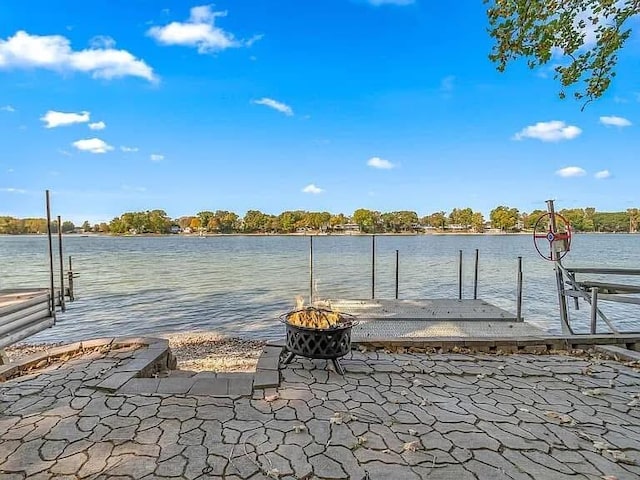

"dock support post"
[45, 190, 56, 320]
[395, 249, 399, 299]
[458, 250, 463, 300]
[67, 256, 75, 302]
[473, 249, 479, 300]
[516, 256, 523, 321]
[309, 236, 314, 304]
[590, 287, 598, 334]
[57, 215, 65, 311]
[371, 235, 376, 300]
[547, 199, 572, 334]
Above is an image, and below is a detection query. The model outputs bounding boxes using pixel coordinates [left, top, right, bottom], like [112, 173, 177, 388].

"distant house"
[170, 225, 181, 234]
[446, 224, 467, 231]
[183, 227, 193, 234]
[334, 223, 361, 234]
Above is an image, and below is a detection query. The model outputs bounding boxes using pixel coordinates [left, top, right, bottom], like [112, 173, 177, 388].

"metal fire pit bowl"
[279, 308, 358, 375]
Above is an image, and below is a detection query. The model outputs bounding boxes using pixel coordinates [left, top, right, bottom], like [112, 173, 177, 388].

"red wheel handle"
[532, 212, 572, 261]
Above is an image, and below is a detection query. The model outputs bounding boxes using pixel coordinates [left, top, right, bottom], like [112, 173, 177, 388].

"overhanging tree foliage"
[486, 0, 639, 107]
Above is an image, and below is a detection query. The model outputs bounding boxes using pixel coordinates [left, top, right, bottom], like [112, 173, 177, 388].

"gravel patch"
[4, 332, 266, 373]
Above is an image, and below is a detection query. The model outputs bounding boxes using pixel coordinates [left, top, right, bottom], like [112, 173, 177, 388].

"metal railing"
[307, 235, 525, 316]
[559, 264, 640, 334]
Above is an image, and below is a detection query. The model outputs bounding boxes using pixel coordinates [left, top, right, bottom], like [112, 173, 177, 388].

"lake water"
[1, 234, 639, 343]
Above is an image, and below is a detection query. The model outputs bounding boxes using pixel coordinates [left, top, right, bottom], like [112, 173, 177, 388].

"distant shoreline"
[3, 231, 636, 238]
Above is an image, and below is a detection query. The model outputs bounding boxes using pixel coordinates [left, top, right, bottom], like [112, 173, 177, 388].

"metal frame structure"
[539, 200, 640, 334]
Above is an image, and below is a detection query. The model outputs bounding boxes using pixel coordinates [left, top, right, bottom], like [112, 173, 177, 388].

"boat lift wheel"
[533, 212, 572, 261]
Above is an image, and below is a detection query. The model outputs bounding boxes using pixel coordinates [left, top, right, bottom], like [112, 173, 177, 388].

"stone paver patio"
[1, 343, 640, 479]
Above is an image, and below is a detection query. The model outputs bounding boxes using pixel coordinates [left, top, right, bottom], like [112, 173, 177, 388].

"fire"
[287, 296, 343, 329]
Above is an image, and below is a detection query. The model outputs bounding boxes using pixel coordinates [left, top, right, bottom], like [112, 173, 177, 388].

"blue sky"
[1, 0, 639, 224]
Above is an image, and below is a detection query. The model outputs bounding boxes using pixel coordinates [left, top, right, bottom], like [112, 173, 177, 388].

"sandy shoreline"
[5, 331, 267, 373]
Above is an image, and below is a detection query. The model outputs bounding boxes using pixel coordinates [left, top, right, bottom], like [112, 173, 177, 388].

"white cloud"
[147, 5, 259, 54]
[121, 146, 139, 152]
[88, 121, 106, 130]
[595, 169, 611, 179]
[367, 0, 414, 5]
[89, 35, 116, 49]
[41, 110, 89, 128]
[556, 166, 586, 178]
[1, 105, 15, 112]
[302, 184, 324, 194]
[514, 121, 582, 142]
[367, 157, 396, 169]
[440, 75, 455, 93]
[0, 30, 156, 82]
[150, 154, 164, 161]
[253, 97, 293, 116]
[0, 187, 27, 194]
[72, 138, 114, 154]
[599, 115, 632, 127]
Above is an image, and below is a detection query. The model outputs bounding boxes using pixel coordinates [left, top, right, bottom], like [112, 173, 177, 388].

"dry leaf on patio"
[627, 399, 639, 407]
[544, 411, 574, 424]
[561, 377, 572, 383]
[601, 476, 617, 480]
[518, 408, 530, 413]
[264, 393, 280, 402]
[582, 389, 603, 397]
[382, 449, 392, 454]
[294, 425, 307, 433]
[476, 374, 486, 380]
[608, 450, 637, 465]
[608, 379, 615, 388]
[266, 468, 280, 478]
[593, 441, 612, 451]
[357, 436, 367, 445]
[412, 379, 422, 386]
[400, 390, 408, 396]
[408, 429, 418, 436]
[403, 440, 422, 452]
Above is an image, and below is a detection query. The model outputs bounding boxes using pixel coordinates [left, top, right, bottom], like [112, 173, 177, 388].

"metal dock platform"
[323, 299, 547, 341]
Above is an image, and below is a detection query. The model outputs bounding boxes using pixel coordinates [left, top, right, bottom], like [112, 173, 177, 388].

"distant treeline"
[2, 206, 639, 235]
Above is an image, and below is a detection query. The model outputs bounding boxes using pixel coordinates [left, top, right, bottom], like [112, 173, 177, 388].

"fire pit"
[279, 306, 358, 375]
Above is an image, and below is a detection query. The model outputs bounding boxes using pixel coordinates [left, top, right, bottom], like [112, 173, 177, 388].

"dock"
[323, 299, 547, 341]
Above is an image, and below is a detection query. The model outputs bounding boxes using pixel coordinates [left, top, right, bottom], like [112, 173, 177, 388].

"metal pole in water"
[473, 249, 479, 300]
[371, 235, 376, 299]
[68, 256, 75, 302]
[458, 250, 463, 300]
[45, 190, 56, 320]
[516, 256, 523, 321]
[395, 249, 399, 299]
[57, 215, 65, 311]
[590, 287, 598, 334]
[309, 235, 314, 305]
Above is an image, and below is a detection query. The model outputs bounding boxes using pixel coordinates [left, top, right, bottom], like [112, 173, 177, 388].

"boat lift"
[534, 200, 640, 335]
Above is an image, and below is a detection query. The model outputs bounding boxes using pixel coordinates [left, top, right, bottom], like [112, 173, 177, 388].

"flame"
[295, 295, 305, 310]
[287, 309, 342, 329]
